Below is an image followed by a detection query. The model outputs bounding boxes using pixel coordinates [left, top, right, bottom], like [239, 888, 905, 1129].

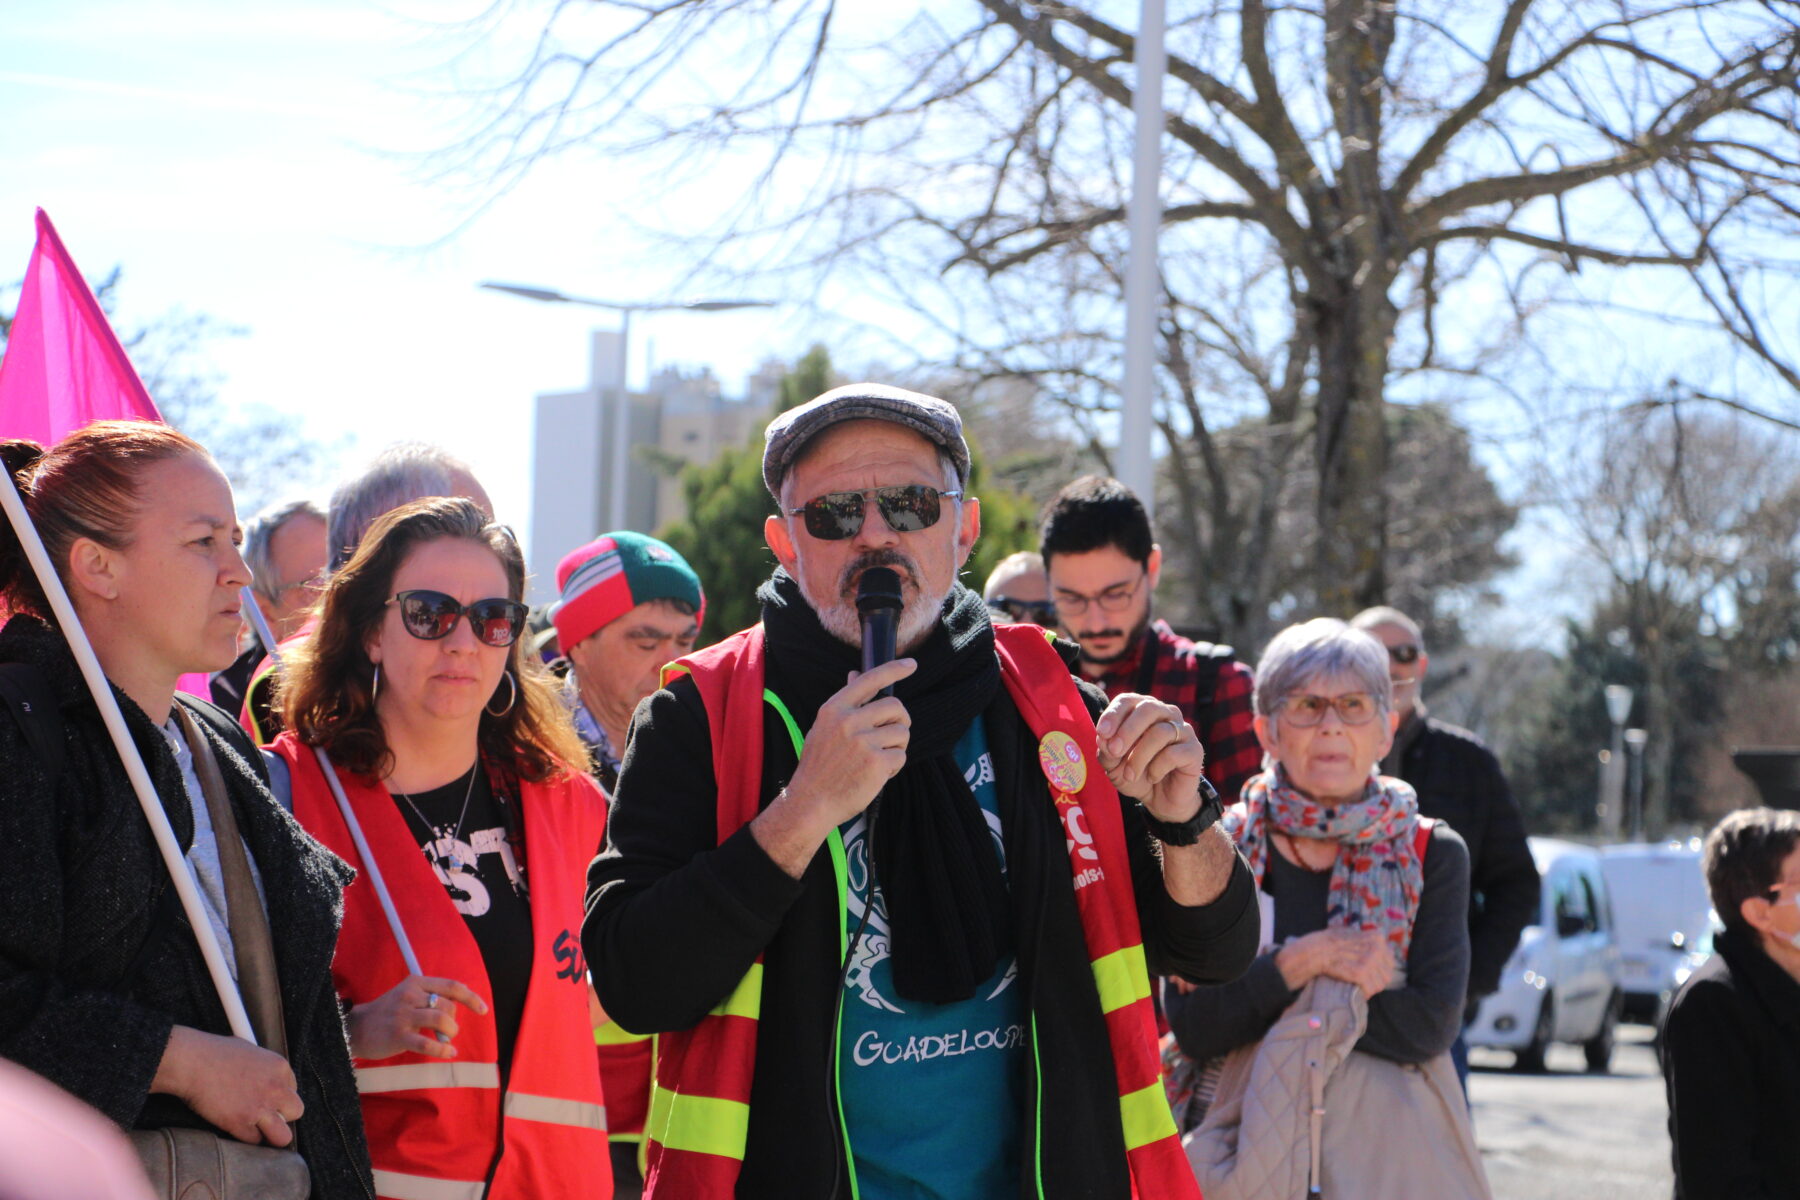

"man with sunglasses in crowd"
[1350, 606, 1539, 1089]
[584, 384, 1257, 1199]
[982, 550, 1054, 626]
[1038, 476, 1261, 805]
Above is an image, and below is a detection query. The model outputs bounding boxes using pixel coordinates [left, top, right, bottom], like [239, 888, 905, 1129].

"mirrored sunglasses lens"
[804, 493, 865, 540]
[875, 486, 939, 533]
[1388, 644, 1420, 664]
[468, 600, 525, 647]
[400, 592, 459, 639]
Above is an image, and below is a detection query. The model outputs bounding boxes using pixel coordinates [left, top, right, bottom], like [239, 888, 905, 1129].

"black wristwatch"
[1139, 776, 1223, 846]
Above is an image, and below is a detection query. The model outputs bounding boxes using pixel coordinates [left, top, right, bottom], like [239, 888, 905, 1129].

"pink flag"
[0, 209, 161, 442]
[0, 211, 211, 698]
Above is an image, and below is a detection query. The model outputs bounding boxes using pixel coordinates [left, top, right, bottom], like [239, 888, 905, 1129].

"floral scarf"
[1226, 765, 1426, 963]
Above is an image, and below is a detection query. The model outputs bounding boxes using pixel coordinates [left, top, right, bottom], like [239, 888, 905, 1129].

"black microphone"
[856, 567, 904, 697]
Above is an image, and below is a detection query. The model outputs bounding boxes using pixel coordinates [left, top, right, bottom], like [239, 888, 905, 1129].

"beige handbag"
[128, 711, 310, 1200]
[1186, 977, 1492, 1200]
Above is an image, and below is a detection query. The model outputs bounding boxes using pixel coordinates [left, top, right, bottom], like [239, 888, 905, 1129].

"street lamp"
[479, 282, 774, 530]
[1623, 728, 1649, 842]
[1602, 685, 1634, 841]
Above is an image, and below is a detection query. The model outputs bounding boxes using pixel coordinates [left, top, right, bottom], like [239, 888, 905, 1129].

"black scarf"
[759, 569, 1012, 1003]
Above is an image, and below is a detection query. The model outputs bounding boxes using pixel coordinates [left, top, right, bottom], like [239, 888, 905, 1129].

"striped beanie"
[551, 532, 705, 651]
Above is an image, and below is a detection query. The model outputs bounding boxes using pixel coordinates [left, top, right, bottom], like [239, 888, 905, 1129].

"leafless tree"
[432, 0, 1800, 629]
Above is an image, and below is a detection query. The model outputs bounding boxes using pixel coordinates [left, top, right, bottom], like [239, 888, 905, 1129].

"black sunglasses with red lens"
[787, 485, 962, 541]
[387, 590, 529, 648]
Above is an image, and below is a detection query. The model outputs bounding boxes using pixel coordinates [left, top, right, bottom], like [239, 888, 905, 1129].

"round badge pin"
[1038, 730, 1088, 795]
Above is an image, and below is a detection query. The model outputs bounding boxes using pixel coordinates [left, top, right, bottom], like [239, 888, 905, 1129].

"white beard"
[801, 556, 952, 654]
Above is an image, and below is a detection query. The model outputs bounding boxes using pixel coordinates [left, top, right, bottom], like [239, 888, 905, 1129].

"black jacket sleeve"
[582, 678, 807, 1034]
[1463, 745, 1539, 1000]
[0, 718, 175, 1127]
[1075, 677, 1259, 987]
[1661, 971, 1781, 1200]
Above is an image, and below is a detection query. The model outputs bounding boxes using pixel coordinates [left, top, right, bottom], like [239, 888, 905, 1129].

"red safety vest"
[640, 624, 1199, 1199]
[276, 733, 612, 1200]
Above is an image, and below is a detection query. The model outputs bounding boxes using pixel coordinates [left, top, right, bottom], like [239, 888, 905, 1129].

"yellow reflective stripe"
[504, 1090, 608, 1131]
[661, 662, 693, 687]
[713, 960, 763, 1019]
[595, 1020, 651, 1047]
[1118, 1079, 1180, 1152]
[371, 1168, 486, 1200]
[354, 1062, 500, 1093]
[658, 1091, 752, 1159]
[1089, 943, 1152, 1014]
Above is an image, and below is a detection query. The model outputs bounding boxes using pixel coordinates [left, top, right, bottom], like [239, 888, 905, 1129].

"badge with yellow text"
[1038, 731, 1088, 795]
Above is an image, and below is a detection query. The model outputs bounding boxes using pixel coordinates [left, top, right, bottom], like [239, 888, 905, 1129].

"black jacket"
[0, 617, 375, 1200]
[1389, 713, 1540, 1001]
[584, 661, 1258, 1199]
[1660, 925, 1800, 1199]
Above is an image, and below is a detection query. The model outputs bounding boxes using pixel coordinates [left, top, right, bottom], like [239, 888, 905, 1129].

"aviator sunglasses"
[787, 484, 963, 541]
[387, 590, 530, 648]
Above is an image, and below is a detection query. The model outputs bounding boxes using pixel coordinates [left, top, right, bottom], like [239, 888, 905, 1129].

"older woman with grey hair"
[1166, 619, 1476, 1187]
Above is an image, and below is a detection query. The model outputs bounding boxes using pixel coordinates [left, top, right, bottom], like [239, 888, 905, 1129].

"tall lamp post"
[479, 282, 773, 530]
[1120, 0, 1167, 518]
[1623, 727, 1649, 842]
[1602, 684, 1634, 840]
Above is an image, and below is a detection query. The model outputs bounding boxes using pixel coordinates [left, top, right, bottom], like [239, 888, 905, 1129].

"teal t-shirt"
[837, 718, 1027, 1200]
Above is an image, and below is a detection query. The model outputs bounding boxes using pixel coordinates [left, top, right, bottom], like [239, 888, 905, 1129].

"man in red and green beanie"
[553, 531, 706, 794]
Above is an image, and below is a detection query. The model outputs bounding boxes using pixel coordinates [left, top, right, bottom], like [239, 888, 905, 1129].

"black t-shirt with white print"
[391, 765, 534, 1075]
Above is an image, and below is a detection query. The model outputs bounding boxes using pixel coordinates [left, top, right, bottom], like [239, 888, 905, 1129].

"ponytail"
[0, 439, 48, 614]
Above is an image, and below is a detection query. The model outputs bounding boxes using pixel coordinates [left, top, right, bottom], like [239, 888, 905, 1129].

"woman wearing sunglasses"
[272, 497, 613, 1200]
[1166, 619, 1488, 1197]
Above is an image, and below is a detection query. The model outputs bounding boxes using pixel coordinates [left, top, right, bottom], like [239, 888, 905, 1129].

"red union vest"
[640, 624, 1200, 1199]
[276, 733, 612, 1200]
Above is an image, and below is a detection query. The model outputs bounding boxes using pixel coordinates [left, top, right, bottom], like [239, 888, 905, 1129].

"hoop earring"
[486, 670, 518, 717]
[371, 664, 381, 704]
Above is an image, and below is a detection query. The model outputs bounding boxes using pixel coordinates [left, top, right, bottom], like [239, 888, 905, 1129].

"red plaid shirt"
[1089, 620, 1260, 803]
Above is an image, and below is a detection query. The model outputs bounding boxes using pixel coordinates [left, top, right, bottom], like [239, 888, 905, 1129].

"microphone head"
[855, 566, 904, 614]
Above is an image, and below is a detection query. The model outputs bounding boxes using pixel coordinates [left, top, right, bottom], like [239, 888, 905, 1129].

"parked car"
[1467, 838, 1625, 1072]
[1599, 840, 1712, 1025]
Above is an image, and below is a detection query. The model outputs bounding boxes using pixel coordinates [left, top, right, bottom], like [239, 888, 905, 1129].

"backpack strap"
[0, 662, 66, 785]
[1414, 816, 1435, 861]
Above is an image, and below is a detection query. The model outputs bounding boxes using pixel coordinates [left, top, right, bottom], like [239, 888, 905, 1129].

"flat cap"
[762, 382, 971, 499]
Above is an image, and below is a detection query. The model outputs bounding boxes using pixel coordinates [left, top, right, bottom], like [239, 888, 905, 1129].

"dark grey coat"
[0, 616, 374, 1200]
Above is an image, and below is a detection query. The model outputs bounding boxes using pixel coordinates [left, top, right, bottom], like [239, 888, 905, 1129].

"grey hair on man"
[1350, 605, 1424, 652]
[326, 442, 493, 572]
[243, 498, 325, 605]
[1253, 617, 1393, 721]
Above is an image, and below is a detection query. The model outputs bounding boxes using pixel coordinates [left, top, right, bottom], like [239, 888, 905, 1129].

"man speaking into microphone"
[583, 384, 1258, 1199]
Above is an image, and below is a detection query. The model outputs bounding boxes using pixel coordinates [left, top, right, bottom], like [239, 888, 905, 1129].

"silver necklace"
[392, 763, 480, 873]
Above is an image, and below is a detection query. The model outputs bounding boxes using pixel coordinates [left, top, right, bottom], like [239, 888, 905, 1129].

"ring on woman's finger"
[425, 993, 439, 1009]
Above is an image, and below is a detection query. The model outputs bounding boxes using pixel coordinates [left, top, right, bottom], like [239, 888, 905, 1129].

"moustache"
[1080, 629, 1126, 641]
[839, 551, 919, 598]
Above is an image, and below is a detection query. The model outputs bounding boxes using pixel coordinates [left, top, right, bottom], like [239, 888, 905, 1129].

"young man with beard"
[1039, 477, 1261, 804]
[582, 385, 1258, 1199]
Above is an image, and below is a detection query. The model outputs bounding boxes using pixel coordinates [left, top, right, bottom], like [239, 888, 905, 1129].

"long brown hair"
[279, 497, 584, 782]
[1, 421, 209, 619]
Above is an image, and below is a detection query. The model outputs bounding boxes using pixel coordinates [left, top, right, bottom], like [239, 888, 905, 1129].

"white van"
[1599, 841, 1711, 1025]
[1466, 838, 1625, 1072]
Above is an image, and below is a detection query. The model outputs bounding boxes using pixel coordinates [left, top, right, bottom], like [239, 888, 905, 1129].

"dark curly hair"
[278, 497, 584, 783]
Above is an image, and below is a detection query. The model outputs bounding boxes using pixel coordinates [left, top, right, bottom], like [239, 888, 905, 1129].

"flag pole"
[1, 468, 254, 1042]
[238, 588, 428, 980]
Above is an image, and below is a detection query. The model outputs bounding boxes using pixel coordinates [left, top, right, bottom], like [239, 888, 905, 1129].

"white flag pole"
[239, 587, 427, 980]
[1, 468, 255, 1042]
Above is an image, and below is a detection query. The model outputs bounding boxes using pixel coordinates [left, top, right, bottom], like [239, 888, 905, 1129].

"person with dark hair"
[1661, 807, 1800, 1199]
[0, 422, 373, 1198]
[1350, 605, 1539, 1086]
[271, 497, 612, 1200]
[585, 383, 1258, 1198]
[1039, 475, 1261, 802]
[240, 444, 492, 745]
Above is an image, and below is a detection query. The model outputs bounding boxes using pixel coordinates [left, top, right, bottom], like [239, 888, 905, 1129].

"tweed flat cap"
[762, 382, 971, 498]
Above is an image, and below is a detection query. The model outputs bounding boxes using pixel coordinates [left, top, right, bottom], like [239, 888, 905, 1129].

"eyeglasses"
[387, 590, 529, 648]
[988, 596, 1057, 626]
[787, 485, 962, 541]
[269, 570, 326, 604]
[1279, 692, 1381, 727]
[1051, 572, 1147, 617]
[1387, 643, 1421, 665]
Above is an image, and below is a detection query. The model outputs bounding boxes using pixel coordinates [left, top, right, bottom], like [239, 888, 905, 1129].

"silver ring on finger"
[425, 992, 439, 1009]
